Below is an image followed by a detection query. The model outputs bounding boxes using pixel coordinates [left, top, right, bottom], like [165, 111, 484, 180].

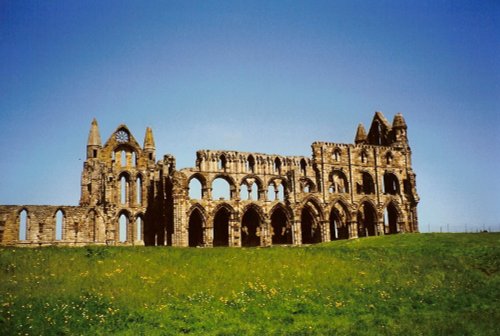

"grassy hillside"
[1, 233, 499, 335]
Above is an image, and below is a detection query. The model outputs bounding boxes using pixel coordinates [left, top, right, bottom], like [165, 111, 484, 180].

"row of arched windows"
[18, 209, 64, 241]
[216, 154, 299, 175]
[189, 177, 286, 201]
[17, 209, 144, 243]
[112, 150, 138, 167]
[118, 213, 143, 243]
[188, 171, 400, 200]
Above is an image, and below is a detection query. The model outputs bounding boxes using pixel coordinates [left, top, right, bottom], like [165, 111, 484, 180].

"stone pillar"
[205, 218, 213, 247]
[349, 220, 359, 239]
[261, 218, 271, 247]
[293, 218, 302, 245]
[229, 214, 241, 247]
[377, 221, 385, 236]
[321, 220, 329, 242]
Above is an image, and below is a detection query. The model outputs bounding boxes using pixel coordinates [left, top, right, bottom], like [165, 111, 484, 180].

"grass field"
[1, 233, 499, 335]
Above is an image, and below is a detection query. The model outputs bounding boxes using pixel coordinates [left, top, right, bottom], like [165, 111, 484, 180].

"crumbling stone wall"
[0, 112, 419, 247]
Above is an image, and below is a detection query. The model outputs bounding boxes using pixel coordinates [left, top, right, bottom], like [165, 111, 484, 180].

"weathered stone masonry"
[0, 112, 419, 247]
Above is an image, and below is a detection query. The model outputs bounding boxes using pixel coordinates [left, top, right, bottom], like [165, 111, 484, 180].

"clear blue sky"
[1, 1, 498, 232]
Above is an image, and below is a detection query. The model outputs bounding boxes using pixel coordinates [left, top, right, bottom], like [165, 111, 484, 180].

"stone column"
[349, 220, 359, 239]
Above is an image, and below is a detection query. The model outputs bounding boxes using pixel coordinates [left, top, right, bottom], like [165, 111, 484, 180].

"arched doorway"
[213, 207, 230, 247]
[384, 202, 399, 234]
[241, 206, 261, 247]
[329, 203, 349, 240]
[271, 207, 292, 245]
[301, 206, 322, 244]
[357, 202, 377, 237]
[188, 208, 204, 247]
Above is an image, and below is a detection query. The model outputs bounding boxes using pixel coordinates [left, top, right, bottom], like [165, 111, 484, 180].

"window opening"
[247, 155, 255, 173]
[119, 214, 128, 243]
[120, 176, 128, 204]
[19, 210, 27, 240]
[212, 177, 231, 200]
[188, 177, 203, 200]
[136, 176, 142, 205]
[55, 210, 63, 240]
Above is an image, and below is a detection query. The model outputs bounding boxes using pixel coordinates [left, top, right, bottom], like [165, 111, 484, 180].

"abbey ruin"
[0, 112, 419, 247]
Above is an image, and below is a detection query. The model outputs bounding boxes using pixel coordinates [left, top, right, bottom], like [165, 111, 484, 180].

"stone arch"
[118, 171, 131, 205]
[267, 177, 287, 201]
[300, 197, 324, 244]
[383, 200, 403, 234]
[188, 207, 205, 247]
[360, 149, 369, 164]
[136, 173, 143, 206]
[114, 144, 138, 168]
[212, 203, 234, 247]
[358, 171, 375, 194]
[329, 170, 349, 193]
[241, 204, 265, 247]
[300, 177, 316, 193]
[357, 201, 377, 237]
[274, 157, 282, 174]
[54, 208, 65, 241]
[383, 172, 400, 195]
[188, 173, 207, 200]
[328, 200, 350, 240]
[300, 158, 308, 176]
[385, 151, 393, 164]
[246, 154, 256, 173]
[218, 153, 228, 171]
[239, 174, 264, 201]
[270, 204, 293, 245]
[211, 174, 237, 200]
[134, 212, 145, 242]
[117, 210, 131, 243]
[18, 208, 29, 241]
[332, 147, 342, 162]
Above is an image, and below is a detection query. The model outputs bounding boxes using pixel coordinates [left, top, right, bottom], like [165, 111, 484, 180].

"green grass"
[1, 233, 499, 335]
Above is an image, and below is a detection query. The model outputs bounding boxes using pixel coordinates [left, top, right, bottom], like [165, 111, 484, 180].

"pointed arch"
[18, 208, 28, 241]
[300, 197, 324, 244]
[119, 171, 131, 205]
[357, 201, 377, 237]
[383, 201, 403, 234]
[300, 158, 307, 176]
[246, 154, 256, 173]
[300, 178, 316, 193]
[329, 200, 350, 240]
[218, 154, 227, 171]
[385, 151, 393, 165]
[55, 209, 64, 241]
[383, 172, 400, 195]
[274, 157, 282, 174]
[270, 204, 292, 245]
[212, 204, 232, 247]
[241, 204, 264, 247]
[358, 171, 375, 194]
[332, 148, 342, 162]
[188, 207, 205, 247]
[136, 174, 143, 205]
[117, 210, 131, 243]
[330, 170, 349, 193]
